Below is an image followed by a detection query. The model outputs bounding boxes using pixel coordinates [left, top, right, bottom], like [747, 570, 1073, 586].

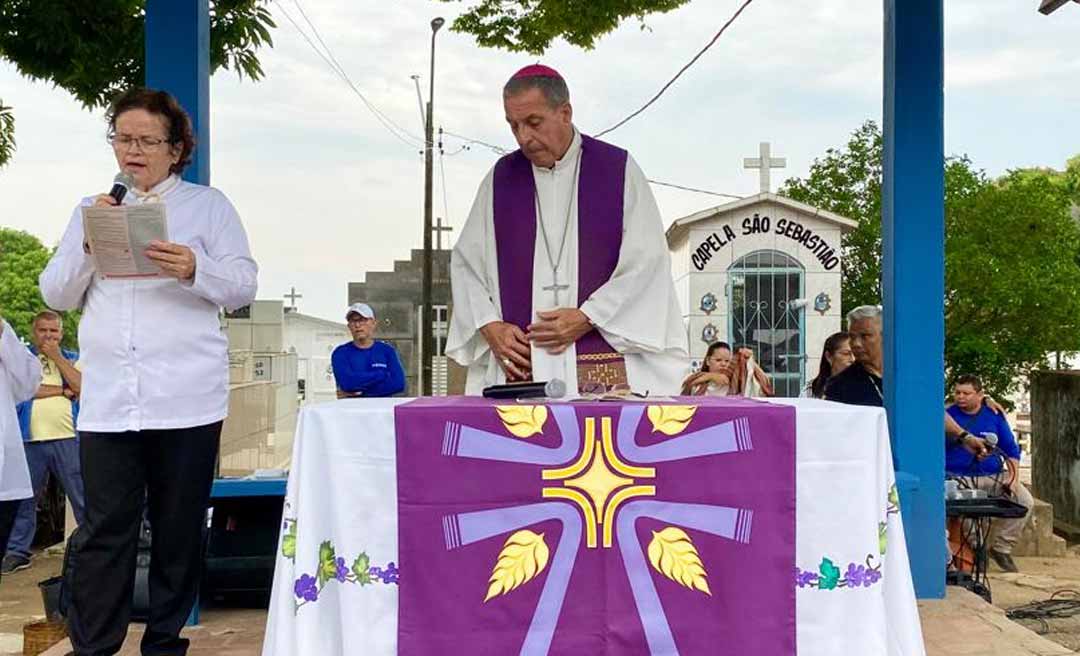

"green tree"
[1012, 156, 1080, 208]
[780, 123, 1080, 396]
[0, 99, 12, 167]
[436, 0, 693, 53]
[946, 168, 1080, 393]
[1065, 155, 1080, 204]
[780, 121, 883, 312]
[0, 228, 79, 348]
[0, 0, 275, 165]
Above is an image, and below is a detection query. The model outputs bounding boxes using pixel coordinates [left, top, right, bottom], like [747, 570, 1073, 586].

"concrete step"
[920, 587, 1074, 656]
[1013, 498, 1069, 558]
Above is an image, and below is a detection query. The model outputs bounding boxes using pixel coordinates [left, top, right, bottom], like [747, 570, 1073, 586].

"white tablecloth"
[262, 398, 925, 656]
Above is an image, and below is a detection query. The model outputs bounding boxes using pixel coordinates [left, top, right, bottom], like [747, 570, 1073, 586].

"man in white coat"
[446, 65, 687, 395]
[0, 316, 43, 580]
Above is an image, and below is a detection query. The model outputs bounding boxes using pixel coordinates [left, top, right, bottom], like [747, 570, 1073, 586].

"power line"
[275, 3, 415, 146]
[648, 179, 743, 200]
[442, 144, 471, 157]
[595, 0, 755, 138]
[439, 129, 742, 200]
[273, 1, 422, 148]
[289, 0, 423, 144]
[441, 129, 510, 155]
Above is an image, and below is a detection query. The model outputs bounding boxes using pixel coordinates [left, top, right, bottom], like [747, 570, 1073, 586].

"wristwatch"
[948, 431, 970, 447]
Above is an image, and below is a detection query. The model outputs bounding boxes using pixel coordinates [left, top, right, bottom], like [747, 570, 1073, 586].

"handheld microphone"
[109, 171, 134, 204]
[482, 379, 566, 400]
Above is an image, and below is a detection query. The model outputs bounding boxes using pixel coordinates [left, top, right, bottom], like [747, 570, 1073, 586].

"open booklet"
[81, 204, 169, 279]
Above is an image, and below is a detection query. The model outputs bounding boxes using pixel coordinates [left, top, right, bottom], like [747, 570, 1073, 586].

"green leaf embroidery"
[281, 521, 297, 560]
[878, 522, 888, 556]
[818, 558, 841, 590]
[888, 484, 899, 510]
[352, 552, 372, 585]
[318, 541, 337, 587]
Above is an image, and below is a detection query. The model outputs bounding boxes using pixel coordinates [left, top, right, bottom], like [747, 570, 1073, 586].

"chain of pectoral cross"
[534, 150, 582, 306]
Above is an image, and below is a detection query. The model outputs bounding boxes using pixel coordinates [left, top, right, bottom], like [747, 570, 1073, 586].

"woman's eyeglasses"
[108, 134, 170, 152]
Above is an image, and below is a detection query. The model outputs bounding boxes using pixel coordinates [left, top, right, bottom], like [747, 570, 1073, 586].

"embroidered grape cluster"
[280, 517, 399, 611]
[795, 556, 882, 590]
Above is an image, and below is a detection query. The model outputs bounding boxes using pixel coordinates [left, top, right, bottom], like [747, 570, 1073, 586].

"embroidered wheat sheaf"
[646, 405, 698, 436]
[647, 526, 711, 596]
[495, 405, 549, 438]
[484, 530, 551, 602]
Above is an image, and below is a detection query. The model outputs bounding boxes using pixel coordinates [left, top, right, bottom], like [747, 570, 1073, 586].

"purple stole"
[492, 134, 627, 358]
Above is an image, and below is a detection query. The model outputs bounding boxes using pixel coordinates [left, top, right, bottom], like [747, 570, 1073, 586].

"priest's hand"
[480, 321, 532, 381]
[146, 241, 196, 281]
[527, 309, 592, 355]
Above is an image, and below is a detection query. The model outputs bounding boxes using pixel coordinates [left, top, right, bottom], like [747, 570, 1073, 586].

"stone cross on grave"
[743, 142, 787, 193]
[284, 286, 302, 310]
[434, 216, 453, 250]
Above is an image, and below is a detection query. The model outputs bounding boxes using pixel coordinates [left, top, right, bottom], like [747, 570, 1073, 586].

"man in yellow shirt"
[2, 310, 85, 575]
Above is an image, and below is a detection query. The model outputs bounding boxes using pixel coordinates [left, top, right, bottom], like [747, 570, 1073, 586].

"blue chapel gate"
[727, 250, 805, 398]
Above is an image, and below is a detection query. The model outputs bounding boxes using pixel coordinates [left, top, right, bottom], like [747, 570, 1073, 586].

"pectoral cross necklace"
[534, 151, 581, 306]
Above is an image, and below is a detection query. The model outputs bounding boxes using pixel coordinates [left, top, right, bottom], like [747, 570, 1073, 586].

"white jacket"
[0, 320, 42, 501]
[39, 176, 258, 432]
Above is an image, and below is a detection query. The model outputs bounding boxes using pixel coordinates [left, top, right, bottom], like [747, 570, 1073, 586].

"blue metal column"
[144, 2, 212, 624]
[145, 0, 210, 185]
[882, 0, 945, 599]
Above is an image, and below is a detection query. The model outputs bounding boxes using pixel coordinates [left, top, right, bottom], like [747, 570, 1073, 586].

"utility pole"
[421, 16, 445, 397]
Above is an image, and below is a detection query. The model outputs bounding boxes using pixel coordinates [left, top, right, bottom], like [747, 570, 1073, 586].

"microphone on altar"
[482, 378, 566, 399]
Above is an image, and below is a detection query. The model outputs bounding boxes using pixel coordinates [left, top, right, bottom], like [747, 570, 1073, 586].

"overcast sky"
[0, 0, 1077, 323]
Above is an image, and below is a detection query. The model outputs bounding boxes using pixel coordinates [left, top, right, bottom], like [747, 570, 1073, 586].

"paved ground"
[36, 609, 266, 656]
[985, 554, 1080, 652]
[921, 587, 1074, 655]
[0, 550, 62, 654]
[1, 552, 265, 656]
[6, 549, 1080, 655]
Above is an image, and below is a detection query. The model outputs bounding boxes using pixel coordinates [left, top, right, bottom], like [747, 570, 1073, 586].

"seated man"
[332, 303, 406, 398]
[825, 306, 885, 406]
[946, 374, 1033, 573]
[827, 304, 1006, 418]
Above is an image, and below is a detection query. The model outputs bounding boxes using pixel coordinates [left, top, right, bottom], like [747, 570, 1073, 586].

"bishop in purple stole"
[492, 134, 630, 392]
[445, 64, 688, 396]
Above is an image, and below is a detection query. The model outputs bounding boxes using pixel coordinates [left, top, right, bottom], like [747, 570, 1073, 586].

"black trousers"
[67, 423, 221, 656]
[0, 498, 20, 584]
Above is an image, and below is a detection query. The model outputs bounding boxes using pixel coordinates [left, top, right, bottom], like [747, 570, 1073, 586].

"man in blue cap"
[332, 303, 406, 398]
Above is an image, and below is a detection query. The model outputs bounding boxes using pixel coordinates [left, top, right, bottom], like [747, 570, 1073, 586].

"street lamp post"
[421, 17, 445, 396]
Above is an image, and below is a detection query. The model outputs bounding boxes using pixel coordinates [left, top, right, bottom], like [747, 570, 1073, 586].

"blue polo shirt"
[331, 341, 406, 398]
[945, 404, 1020, 476]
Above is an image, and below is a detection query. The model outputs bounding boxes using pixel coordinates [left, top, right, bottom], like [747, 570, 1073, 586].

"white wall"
[671, 199, 847, 395]
[283, 313, 348, 404]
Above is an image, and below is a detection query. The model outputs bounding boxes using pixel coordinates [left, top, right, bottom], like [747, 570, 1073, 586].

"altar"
[261, 397, 925, 655]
